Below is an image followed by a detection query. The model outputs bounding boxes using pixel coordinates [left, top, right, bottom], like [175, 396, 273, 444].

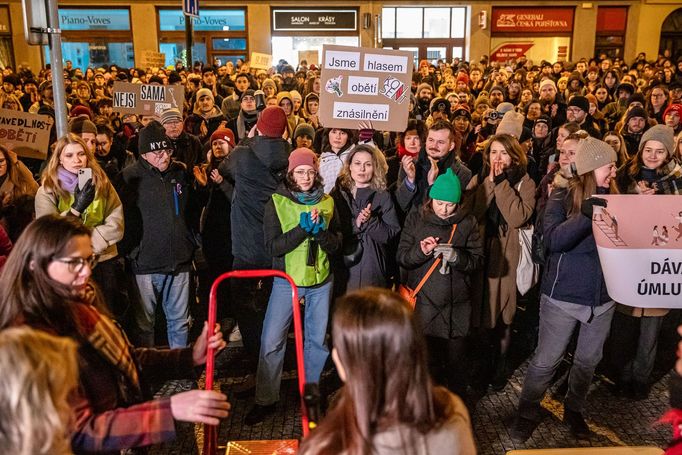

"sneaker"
[228, 324, 242, 343]
[563, 407, 590, 439]
[509, 415, 540, 444]
[244, 403, 277, 426]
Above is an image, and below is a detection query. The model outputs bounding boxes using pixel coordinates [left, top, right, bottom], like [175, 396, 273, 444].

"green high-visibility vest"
[271, 193, 334, 287]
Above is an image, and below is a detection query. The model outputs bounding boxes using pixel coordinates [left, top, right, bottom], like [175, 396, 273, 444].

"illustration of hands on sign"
[325, 76, 343, 97]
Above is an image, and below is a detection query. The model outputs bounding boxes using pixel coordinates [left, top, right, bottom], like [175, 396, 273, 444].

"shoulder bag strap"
[412, 224, 457, 296]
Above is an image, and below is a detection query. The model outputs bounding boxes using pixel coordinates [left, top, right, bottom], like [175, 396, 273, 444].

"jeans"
[134, 272, 190, 348]
[254, 277, 332, 406]
[518, 294, 614, 420]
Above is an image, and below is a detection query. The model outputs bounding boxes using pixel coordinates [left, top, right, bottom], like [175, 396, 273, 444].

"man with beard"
[396, 119, 472, 214]
[95, 123, 133, 180]
[280, 65, 298, 92]
[602, 82, 635, 130]
[489, 85, 505, 108]
[565, 95, 601, 138]
[415, 83, 434, 120]
[620, 107, 650, 157]
[201, 66, 228, 104]
[221, 73, 251, 120]
[538, 78, 567, 127]
[226, 89, 259, 144]
[161, 108, 203, 171]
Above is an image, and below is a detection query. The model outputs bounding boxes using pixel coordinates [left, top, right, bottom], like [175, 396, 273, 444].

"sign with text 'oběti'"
[319, 45, 413, 132]
[183, 0, 199, 18]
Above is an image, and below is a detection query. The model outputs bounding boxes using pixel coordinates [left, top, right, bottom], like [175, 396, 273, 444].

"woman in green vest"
[246, 147, 342, 425]
[35, 134, 126, 321]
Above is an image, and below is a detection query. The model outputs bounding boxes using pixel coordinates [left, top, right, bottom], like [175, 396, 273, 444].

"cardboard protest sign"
[592, 195, 682, 308]
[0, 109, 51, 159]
[140, 50, 166, 69]
[319, 45, 413, 132]
[250, 52, 273, 70]
[112, 82, 184, 117]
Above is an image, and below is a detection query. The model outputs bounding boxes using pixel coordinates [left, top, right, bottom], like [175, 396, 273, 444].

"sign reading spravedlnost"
[112, 82, 185, 116]
[319, 45, 413, 132]
[0, 108, 51, 159]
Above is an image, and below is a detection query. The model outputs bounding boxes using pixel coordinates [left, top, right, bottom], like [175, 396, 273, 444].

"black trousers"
[91, 256, 130, 325]
[426, 335, 468, 397]
[230, 269, 273, 365]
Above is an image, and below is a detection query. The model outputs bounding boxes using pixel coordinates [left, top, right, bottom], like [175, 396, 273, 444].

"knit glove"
[310, 217, 327, 236]
[580, 197, 607, 219]
[359, 128, 374, 143]
[299, 212, 314, 233]
[72, 179, 95, 215]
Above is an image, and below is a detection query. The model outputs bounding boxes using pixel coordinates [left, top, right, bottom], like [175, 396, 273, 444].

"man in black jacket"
[161, 108, 204, 171]
[119, 121, 197, 348]
[219, 106, 290, 369]
[565, 95, 601, 138]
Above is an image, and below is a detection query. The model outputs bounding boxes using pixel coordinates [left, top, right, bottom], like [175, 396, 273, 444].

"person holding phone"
[35, 134, 126, 321]
[397, 169, 483, 397]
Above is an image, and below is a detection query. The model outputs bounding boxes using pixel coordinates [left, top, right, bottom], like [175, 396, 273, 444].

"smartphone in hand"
[78, 168, 92, 190]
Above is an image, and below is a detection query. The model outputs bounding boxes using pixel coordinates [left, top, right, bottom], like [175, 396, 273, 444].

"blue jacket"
[540, 187, 611, 307]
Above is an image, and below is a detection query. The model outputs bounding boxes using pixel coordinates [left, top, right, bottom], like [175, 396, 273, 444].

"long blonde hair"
[337, 144, 388, 192]
[0, 326, 78, 455]
[41, 134, 108, 200]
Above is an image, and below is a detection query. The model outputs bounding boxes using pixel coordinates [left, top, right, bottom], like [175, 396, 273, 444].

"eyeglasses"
[294, 170, 317, 177]
[147, 149, 172, 158]
[53, 254, 98, 273]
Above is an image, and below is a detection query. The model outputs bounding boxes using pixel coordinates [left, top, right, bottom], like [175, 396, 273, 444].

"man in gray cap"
[68, 116, 98, 153]
[160, 108, 203, 170]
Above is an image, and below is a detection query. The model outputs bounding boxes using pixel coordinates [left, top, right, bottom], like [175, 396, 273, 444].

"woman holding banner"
[609, 124, 679, 400]
[511, 136, 618, 443]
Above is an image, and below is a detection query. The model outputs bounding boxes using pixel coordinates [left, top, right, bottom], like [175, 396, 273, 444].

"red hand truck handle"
[203, 270, 309, 455]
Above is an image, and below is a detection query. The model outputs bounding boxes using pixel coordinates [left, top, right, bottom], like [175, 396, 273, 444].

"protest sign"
[592, 194, 682, 308]
[250, 52, 273, 70]
[0, 109, 51, 159]
[319, 45, 413, 132]
[112, 82, 184, 117]
[140, 50, 166, 69]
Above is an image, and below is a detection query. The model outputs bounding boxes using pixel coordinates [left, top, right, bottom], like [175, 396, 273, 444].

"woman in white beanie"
[511, 136, 617, 443]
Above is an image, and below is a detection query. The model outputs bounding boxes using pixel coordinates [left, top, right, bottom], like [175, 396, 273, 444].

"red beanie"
[257, 106, 288, 138]
[288, 147, 319, 172]
[70, 104, 93, 120]
[664, 104, 682, 122]
[210, 127, 235, 146]
[456, 73, 469, 85]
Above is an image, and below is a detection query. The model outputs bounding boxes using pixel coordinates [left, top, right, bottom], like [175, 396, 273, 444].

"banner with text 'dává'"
[592, 194, 682, 308]
[319, 45, 413, 132]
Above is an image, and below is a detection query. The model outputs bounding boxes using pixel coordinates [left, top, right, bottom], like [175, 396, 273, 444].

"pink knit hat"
[288, 147, 319, 172]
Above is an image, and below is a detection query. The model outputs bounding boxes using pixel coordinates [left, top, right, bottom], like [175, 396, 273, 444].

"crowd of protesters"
[0, 49, 681, 453]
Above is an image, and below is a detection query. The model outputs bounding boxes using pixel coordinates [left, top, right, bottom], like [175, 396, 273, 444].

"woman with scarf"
[331, 144, 401, 294]
[35, 134, 128, 322]
[0, 215, 229, 453]
[610, 125, 680, 399]
[471, 133, 536, 391]
[245, 147, 342, 425]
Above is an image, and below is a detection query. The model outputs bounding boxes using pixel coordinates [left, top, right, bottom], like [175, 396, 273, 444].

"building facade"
[3, 0, 682, 71]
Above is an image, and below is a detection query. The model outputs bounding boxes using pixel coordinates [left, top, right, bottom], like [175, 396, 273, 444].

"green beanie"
[429, 168, 462, 204]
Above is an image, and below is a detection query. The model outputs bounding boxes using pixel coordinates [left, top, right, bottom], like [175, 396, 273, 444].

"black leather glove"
[580, 197, 607, 219]
[72, 179, 96, 215]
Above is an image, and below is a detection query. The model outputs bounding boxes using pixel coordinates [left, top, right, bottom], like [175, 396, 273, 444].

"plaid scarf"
[73, 287, 142, 402]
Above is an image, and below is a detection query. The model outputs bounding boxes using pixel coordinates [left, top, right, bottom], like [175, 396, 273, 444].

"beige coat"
[35, 179, 124, 262]
[472, 173, 536, 328]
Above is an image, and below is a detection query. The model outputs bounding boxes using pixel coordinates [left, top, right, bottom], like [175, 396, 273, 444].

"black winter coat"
[219, 136, 290, 268]
[119, 159, 197, 274]
[171, 131, 204, 171]
[330, 186, 401, 293]
[397, 208, 483, 339]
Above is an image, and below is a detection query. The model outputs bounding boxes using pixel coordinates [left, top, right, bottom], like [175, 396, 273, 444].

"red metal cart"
[202, 270, 311, 455]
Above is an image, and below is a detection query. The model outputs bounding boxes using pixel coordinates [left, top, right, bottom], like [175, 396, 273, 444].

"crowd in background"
[0, 49, 682, 453]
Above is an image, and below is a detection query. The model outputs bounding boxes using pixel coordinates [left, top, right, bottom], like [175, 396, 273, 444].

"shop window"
[158, 9, 245, 32]
[211, 38, 247, 51]
[44, 42, 134, 69]
[272, 36, 359, 69]
[159, 43, 207, 68]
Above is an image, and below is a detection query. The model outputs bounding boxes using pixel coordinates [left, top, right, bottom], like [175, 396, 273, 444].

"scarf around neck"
[292, 185, 325, 205]
[57, 166, 78, 193]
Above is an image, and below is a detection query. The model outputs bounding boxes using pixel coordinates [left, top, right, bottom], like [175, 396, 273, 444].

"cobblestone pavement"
[148, 342, 673, 455]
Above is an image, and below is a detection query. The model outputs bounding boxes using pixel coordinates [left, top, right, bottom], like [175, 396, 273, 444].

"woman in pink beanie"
[245, 147, 342, 425]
